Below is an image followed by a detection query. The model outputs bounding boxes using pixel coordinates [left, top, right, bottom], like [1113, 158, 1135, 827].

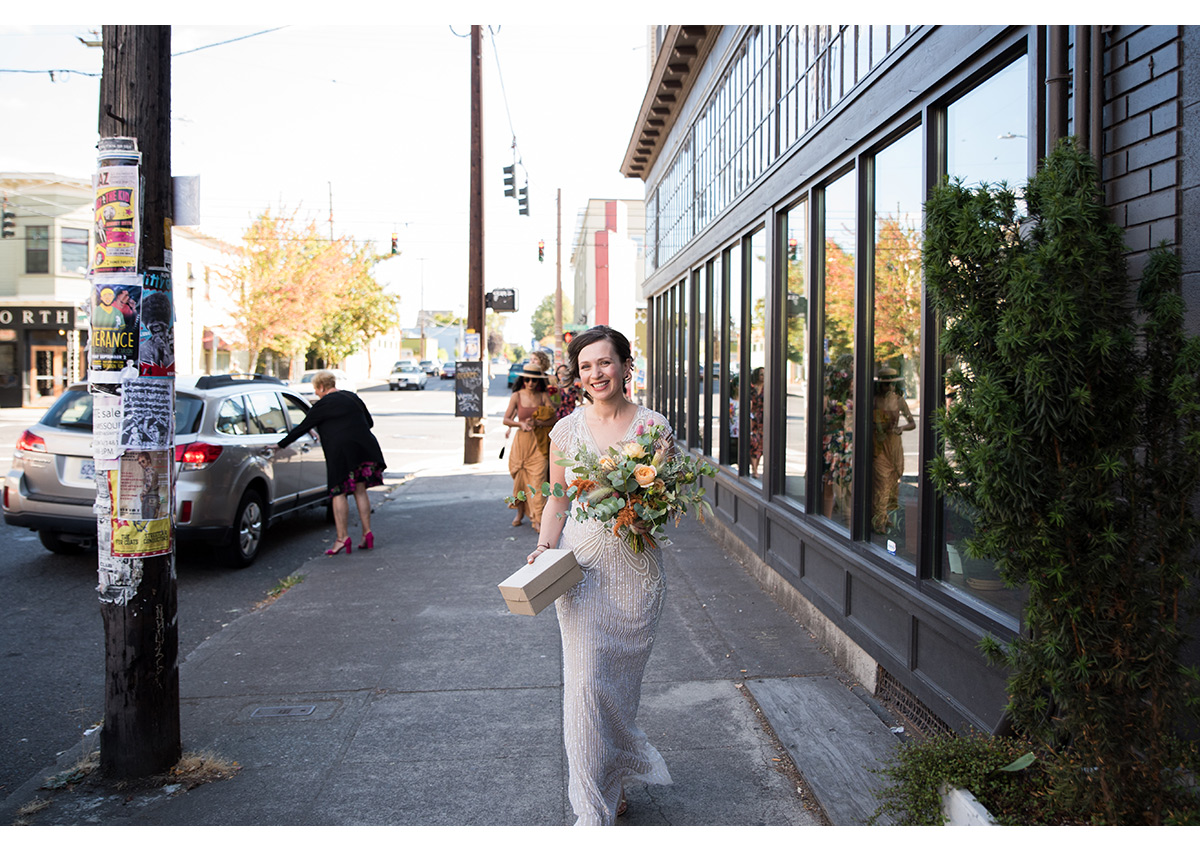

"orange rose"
[633, 464, 657, 487]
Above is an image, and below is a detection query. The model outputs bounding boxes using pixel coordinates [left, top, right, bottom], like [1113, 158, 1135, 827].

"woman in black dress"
[277, 370, 386, 554]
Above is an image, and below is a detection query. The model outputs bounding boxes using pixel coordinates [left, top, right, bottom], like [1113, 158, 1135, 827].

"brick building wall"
[1102, 25, 1183, 284]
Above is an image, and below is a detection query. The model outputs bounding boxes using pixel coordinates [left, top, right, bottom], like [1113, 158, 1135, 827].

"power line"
[172, 27, 290, 57]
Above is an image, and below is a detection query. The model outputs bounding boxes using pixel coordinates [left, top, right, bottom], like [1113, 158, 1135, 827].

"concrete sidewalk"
[3, 458, 901, 827]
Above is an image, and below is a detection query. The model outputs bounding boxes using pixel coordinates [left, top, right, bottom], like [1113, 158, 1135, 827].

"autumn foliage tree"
[221, 209, 396, 374]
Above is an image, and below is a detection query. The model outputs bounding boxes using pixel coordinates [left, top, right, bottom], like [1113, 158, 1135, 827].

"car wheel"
[38, 530, 88, 555]
[226, 489, 266, 568]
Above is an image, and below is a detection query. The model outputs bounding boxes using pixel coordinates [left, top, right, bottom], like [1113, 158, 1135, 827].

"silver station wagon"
[3, 374, 329, 566]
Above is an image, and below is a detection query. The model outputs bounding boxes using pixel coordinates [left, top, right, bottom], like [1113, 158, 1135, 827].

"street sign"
[487, 288, 518, 312]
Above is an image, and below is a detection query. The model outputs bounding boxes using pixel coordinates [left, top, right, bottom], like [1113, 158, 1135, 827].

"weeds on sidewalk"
[254, 573, 305, 611]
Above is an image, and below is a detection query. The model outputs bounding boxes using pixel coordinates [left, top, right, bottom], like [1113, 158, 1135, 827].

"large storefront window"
[697, 264, 710, 455]
[820, 171, 856, 528]
[947, 55, 1029, 189]
[783, 201, 808, 504]
[678, 275, 690, 445]
[708, 254, 723, 460]
[748, 229, 767, 482]
[869, 127, 923, 566]
[723, 241, 743, 469]
[939, 54, 1029, 620]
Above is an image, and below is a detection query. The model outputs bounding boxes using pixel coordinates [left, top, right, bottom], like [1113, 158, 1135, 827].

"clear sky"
[1, 15, 654, 347]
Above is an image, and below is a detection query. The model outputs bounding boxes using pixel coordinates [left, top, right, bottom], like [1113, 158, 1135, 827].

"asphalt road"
[0, 371, 514, 800]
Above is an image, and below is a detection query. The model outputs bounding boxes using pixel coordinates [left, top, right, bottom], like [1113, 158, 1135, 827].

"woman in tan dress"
[503, 360, 556, 532]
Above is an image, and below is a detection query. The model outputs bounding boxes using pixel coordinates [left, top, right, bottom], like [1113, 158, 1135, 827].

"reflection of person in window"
[137, 451, 161, 520]
[749, 367, 764, 477]
[872, 366, 915, 535]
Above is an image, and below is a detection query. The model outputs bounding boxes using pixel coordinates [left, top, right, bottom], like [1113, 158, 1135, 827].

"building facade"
[625, 25, 1196, 733]
[0, 173, 92, 407]
[569, 198, 646, 335]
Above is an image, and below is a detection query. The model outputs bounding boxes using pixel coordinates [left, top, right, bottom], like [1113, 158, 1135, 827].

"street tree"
[530, 292, 572, 343]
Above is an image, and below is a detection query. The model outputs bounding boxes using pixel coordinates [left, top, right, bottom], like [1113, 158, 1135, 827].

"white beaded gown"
[549, 405, 673, 826]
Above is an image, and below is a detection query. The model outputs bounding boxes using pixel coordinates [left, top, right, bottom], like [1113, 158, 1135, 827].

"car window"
[176, 394, 204, 433]
[43, 388, 205, 434]
[41, 389, 93, 429]
[280, 393, 310, 429]
[216, 396, 249, 436]
[300, 371, 318, 383]
[246, 391, 288, 435]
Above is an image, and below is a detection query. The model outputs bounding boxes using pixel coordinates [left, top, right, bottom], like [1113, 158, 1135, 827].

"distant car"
[419, 360, 442, 378]
[507, 360, 530, 388]
[292, 368, 354, 402]
[441, 361, 457, 379]
[3, 374, 330, 566]
[388, 364, 428, 391]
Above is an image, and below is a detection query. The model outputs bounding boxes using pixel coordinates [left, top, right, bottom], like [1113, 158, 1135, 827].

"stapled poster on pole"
[106, 449, 172, 558]
[119, 375, 173, 449]
[93, 137, 140, 274]
[89, 273, 141, 381]
[138, 267, 175, 376]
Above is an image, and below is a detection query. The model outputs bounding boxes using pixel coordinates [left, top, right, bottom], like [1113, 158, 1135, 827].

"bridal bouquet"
[510, 418, 716, 553]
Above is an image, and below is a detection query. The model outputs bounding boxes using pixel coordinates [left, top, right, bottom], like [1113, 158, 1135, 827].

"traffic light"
[538, 239, 544, 263]
[391, 233, 398, 254]
[562, 330, 574, 346]
[1, 206, 14, 239]
[503, 165, 516, 198]
[788, 237, 798, 261]
[518, 184, 529, 216]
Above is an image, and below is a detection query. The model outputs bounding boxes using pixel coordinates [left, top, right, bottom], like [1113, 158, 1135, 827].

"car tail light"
[3, 485, 8, 509]
[175, 442, 223, 470]
[178, 500, 192, 523]
[16, 429, 46, 453]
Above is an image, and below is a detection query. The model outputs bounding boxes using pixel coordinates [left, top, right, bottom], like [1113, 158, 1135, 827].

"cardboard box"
[498, 548, 582, 616]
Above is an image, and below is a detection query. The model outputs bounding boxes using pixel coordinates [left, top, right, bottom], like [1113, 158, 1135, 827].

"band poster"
[93, 148, 140, 274]
[106, 449, 171, 558]
[119, 375, 173, 449]
[89, 274, 141, 379]
[138, 267, 175, 377]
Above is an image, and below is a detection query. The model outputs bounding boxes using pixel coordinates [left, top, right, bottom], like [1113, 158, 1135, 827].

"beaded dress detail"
[549, 405, 673, 825]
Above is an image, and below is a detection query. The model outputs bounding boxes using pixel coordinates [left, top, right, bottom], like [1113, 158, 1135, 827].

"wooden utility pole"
[464, 24, 485, 463]
[96, 25, 181, 778]
[554, 188, 563, 363]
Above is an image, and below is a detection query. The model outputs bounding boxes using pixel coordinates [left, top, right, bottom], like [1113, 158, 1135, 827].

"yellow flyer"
[106, 450, 171, 557]
[93, 164, 139, 273]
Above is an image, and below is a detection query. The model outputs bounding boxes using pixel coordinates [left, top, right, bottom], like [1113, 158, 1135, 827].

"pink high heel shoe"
[325, 537, 351, 556]
[359, 531, 374, 550]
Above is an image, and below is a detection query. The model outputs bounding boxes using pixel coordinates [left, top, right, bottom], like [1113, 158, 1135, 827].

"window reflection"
[748, 229, 767, 481]
[820, 171, 855, 528]
[709, 254, 723, 460]
[698, 262, 710, 455]
[939, 55, 1029, 620]
[783, 201, 808, 504]
[870, 127, 922, 564]
[724, 241, 743, 469]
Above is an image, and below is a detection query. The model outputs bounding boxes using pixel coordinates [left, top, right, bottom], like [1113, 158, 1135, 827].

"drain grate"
[251, 705, 316, 718]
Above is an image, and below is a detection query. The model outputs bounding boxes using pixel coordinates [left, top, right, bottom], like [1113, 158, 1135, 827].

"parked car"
[2, 374, 330, 566]
[507, 359, 530, 388]
[441, 361, 457, 379]
[292, 368, 354, 402]
[388, 363, 428, 390]
[419, 360, 443, 378]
